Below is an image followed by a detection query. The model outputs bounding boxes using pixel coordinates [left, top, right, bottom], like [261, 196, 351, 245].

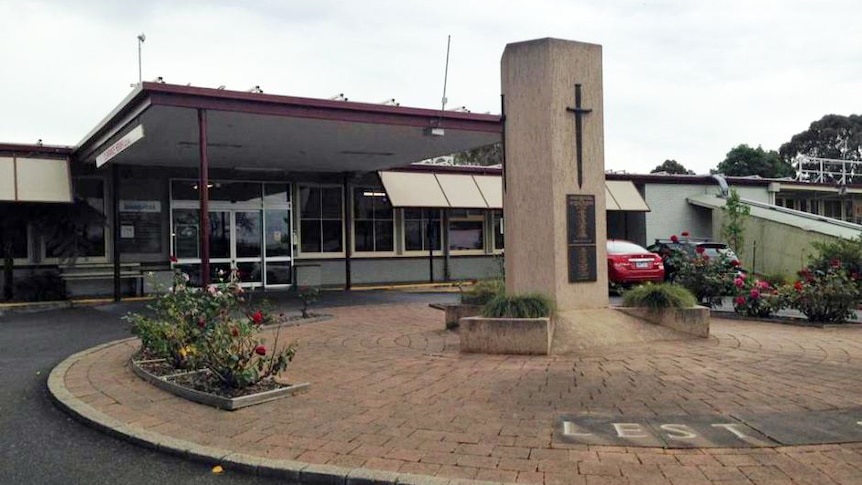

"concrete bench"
[60, 263, 144, 296]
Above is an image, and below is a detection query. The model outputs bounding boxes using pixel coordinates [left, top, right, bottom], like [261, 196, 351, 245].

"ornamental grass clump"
[461, 279, 504, 306]
[482, 293, 554, 318]
[780, 262, 861, 323]
[127, 269, 297, 389]
[622, 283, 696, 311]
[732, 275, 784, 318]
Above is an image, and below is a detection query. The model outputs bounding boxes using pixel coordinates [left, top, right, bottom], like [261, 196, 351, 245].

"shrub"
[127, 270, 298, 388]
[297, 286, 321, 318]
[482, 293, 554, 318]
[622, 283, 696, 311]
[809, 236, 862, 283]
[732, 275, 784, 318]
[667, 247, 736, 307]
[761, 272, 791, 287]
[781, 265, 861, 323]
[462, 279, 504, 306]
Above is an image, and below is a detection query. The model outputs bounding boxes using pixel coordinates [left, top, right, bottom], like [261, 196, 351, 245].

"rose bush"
[664, 240, 736, 307]
[127, 269, 297, 389]
[732, 275, 784, 318]
[781, 263, 861, 323]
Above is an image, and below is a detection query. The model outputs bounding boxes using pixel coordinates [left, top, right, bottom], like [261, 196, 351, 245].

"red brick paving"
[59, 303, 862, 484]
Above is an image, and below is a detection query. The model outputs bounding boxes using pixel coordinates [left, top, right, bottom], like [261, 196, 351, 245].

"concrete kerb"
[47, 337, 515, 485]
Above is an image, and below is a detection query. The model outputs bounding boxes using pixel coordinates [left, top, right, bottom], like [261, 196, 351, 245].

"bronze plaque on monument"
[567, 194, 597, 282]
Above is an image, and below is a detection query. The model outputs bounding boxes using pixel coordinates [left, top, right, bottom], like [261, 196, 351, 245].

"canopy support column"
[198, 109, 211, 286]
[112, 164, 121, 302]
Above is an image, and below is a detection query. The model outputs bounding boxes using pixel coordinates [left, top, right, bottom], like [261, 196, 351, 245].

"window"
[299, 186, 343, 253]
[404, 209, 441, 251]
[0, 219, 28, 260]
[449, 209, 484, 251]
[49, 178, 106, 258]
[492, 210, 504, 250]
[354, 187, 393, 252]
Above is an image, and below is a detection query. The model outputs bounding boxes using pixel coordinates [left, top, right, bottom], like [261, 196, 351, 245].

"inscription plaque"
[567, 194, 597, 282]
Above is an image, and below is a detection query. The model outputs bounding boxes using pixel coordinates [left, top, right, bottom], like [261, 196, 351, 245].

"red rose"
[254, 345, 266, 356]
[231, 327, 239, 337]
[830, 258, 842, 268]
[695, 246, 705, 254]
[731, 260, 740, 266]
[251, 310, 264, 325]
[702, 255, 710, 260]
[197, 318, 206, 328]
[681, 231, 689, 237]
[735, 296, 746, 306]
[794, 281, 803, 291]
[170, 255, 178, 263]
[670, 235, 679, 243]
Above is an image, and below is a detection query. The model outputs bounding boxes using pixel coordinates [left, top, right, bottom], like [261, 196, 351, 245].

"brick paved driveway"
[60, 303, 862, 484]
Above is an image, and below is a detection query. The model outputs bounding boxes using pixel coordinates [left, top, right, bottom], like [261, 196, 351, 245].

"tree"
[779, 114, 862, 162]
[721, 189, 750, 258]
[713, 144, 794, 178]
[650, 159, 695, 175]
[453, 143, 503, 166]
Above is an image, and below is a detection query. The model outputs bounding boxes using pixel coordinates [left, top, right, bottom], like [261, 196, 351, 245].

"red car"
[607, 239, 665, 285]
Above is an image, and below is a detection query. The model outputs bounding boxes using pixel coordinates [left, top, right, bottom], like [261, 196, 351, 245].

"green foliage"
[621, 283, 696, 310]
[809, 236, 862, 280]
[666, 243, 737, 307]
[453, 143, 503, 166]
[781, 265, 861, 323]
[713, 144, 794, 178]
[297, 286, 321, 318]
[721, 189, 750, 258]
[462, 279, 504, 305]
[761, 272, 791, 287]
[779, 114, 862, 166]
[482, 293, 554, 319]
[126, 270, 297, 388]
[650, 159, 695, 175]
[732, 276, 784, 318]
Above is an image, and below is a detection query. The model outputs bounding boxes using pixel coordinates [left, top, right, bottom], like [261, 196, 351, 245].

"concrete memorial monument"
[501, 38, 706, 351]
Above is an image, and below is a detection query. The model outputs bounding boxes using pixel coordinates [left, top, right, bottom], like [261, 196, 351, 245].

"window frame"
[401, 208, 443, 255]
[447, 208, 487, 255]
[351, 186, 395, 256]
[491, 209, 504, 253]
[41, 176, 109, 264]
[296, 184, 345, 259]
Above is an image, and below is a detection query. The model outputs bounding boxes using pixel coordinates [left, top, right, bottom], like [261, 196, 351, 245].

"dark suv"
[647, 238, 743, 280]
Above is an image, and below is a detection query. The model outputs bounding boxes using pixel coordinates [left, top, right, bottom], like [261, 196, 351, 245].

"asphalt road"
[0, 290, 458, 485]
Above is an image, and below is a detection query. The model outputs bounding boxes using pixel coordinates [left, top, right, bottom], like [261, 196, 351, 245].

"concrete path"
[50, 302, 862, 484]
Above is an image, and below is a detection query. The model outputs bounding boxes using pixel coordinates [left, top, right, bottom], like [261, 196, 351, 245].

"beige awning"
[378, 171, 449, 208]
[473, 175, 503, 209]
[0, 157, 72, 203]
[605, 180, 650, 212]
[379, 171, 649, 212]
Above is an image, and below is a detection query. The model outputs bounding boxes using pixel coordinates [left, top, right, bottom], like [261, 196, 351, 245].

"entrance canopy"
[74, 83, 502, 172]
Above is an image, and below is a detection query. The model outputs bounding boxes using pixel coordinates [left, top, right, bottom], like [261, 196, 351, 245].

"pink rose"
[750, 289, 760, 299]
[735, 296, 746, 306]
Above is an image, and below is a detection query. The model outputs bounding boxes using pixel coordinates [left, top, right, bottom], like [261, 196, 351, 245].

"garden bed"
[711, 311, 862, 329]
[130, 355, 309, 411]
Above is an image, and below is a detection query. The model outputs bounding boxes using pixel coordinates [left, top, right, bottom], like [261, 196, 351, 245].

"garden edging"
[48, 337, 499, 485]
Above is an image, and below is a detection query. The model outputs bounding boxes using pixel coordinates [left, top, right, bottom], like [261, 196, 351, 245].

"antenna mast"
[440, 35, 451, 113]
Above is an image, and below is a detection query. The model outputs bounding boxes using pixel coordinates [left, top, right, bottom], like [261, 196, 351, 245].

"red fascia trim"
[145, 84, 503, 134]
[389, 164, 502, 175]
[0, 143, 72, 156]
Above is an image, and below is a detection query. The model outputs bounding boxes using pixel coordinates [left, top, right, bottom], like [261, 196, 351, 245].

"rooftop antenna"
[137, 33, 146, 85]
[427, 35, 451, 137]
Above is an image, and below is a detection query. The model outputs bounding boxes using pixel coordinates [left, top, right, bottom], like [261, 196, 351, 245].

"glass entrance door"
[234, 210, 263, 285]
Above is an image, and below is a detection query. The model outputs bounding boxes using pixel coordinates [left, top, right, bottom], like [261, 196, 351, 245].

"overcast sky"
[2, 0, 859, 174]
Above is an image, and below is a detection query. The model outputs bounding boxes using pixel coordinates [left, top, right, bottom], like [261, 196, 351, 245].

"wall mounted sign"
[566, 194, 596, 282]
[96, 124, 144, 168]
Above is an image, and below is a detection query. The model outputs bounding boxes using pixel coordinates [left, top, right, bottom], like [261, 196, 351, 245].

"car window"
[607, 241, 650, 254]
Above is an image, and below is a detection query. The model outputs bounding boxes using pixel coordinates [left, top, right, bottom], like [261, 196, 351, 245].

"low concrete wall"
[443, 304, 483, 330]
[615, 306, 710, 337]
[460, 316, 554, 355]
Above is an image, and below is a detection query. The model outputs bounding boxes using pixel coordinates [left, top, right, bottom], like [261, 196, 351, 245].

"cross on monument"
[566, 84, 592, 189]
